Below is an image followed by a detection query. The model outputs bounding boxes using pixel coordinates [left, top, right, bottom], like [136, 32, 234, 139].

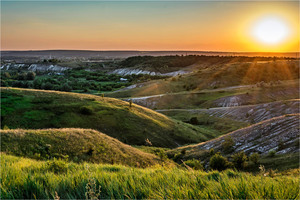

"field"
[1, 154, 299, 199]
[1, 55, 299, 199]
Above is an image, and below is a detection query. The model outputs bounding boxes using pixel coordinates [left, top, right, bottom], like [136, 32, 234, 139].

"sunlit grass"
[1, 154, 299, 199]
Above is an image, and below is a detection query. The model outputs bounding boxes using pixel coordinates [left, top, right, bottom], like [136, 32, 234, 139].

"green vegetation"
[0, 129, 162, 167]
[0, 69, 167, 94]
[159, 111, 248, 139]
[209, 153, 230, 171]
[1, 88, 210, 147]
[222, 136, 235, 154]
[1, 154, 299, 199]
[109, 60, 299, 98]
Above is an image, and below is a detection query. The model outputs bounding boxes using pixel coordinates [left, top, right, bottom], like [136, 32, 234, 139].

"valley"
[1, 53, 299, 199]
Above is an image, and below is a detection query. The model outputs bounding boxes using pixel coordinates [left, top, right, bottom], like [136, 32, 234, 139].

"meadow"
[1, 154, 299, 199]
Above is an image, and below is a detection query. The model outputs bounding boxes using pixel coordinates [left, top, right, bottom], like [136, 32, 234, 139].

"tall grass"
[1, 154, 299, 199]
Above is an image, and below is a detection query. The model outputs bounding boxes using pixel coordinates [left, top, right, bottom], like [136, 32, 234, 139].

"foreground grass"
[1, 154, 299, 199]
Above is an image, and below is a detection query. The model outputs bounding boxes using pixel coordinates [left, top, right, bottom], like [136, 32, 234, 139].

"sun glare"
[251, 16, 290, 45]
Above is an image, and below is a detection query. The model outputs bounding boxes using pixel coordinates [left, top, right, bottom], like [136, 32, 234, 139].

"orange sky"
[1, 1, 299, 52]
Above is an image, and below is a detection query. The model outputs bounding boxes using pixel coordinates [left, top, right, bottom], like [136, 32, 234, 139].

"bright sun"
[251, 16, 290, 45]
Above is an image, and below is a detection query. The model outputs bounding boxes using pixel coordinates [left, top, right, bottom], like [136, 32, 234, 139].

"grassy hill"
[1, 153, 299, 199]
[121, 81, 299, 110]
[168, 114, 300, 170]
[108, 60, 299, 98]
[1, 87, 213, 147]
[0, 128, 164, 167]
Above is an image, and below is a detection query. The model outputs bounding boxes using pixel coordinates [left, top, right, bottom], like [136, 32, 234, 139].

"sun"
[251, 16, 290, 45]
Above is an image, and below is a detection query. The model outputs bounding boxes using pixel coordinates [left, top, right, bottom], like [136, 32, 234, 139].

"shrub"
[60, 83, 72, 92]
[4, 72, 11, 78]
[278, 140, 285, 151]
[181, 149, 186, 155]
[189, 117, 199, 125]
[268, 150, 276, 157]
[80, 106, 94, 115]
[173, 153, 182, 162]
[184, 159, 203, 170]
[209, 153, 229, 171]
[26, 71, 36, 80]
[222, 136, 235, 153]
[209, 148, 215, 156]
[232, 151, 248, 170]
[249, 153, 260, 165]
[42, 82, 53, 90]
[45, 159, 68, 173]
[158, 150, 167, 161]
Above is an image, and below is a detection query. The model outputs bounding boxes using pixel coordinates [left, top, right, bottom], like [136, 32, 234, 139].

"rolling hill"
[1, 87, 213, 147]
[159, 99, 299, 124]
[108, 60, 299, 98]
[168, 114, 300, 170]
[0, 128, 163, 167]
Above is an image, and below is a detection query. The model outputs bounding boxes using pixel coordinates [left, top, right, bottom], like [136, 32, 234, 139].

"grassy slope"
[108, 60, 299, 98]
[1, 154, 299, 199]
[1, 87, 213, 148]
[159, 112, 248, 138]
[0, 128, 164, 167]
[168, 114, 300, 170]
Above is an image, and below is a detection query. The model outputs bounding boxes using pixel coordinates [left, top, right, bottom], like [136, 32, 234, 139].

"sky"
[1, 1, 299, 52]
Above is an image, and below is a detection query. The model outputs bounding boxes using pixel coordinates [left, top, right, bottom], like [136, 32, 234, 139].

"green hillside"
[1, 87, 212, 147]
[0, 128, 164, 167]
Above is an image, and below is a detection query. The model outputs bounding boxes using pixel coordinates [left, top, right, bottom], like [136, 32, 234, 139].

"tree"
[209, 153, 229, 171]
[60, 83, 72, 92]
[222, 136, 235, 153]
[26, 71, 36, 80]
[232, 151, 248, 170]
[4, 72, 11, 79]
[33, 78, 42, 88]
[42, 82, 53, 90]
[249, 153, 260, 165]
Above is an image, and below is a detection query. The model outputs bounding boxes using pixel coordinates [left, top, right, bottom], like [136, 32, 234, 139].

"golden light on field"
[251, 16, 290, 45]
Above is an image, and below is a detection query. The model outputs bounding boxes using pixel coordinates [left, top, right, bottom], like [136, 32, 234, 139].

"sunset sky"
[1, 1, 299, 52]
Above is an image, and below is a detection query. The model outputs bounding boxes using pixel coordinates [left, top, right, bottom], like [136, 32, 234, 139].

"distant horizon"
[1, 49, 299, 53]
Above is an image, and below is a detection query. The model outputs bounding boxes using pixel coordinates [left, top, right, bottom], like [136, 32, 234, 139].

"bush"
[60, 83, 72, 92]
[42, 82, 53, 90]
[181, 149, 186, 155]
[268, 150, 276, 157]
[26, 71, 36, 80]
[232, 151, 248, 170]
[249, 153, 260, 165]
[209, 148, 215, 156]
[45, 159, 68, 173]
[158, 150, 167, 161]
[209, 153, 229, 171]
[184, 159, 203, 170]
[222, 136, 235, 153]
[80, 106, 94, 115]
[189, 117, 199, 125]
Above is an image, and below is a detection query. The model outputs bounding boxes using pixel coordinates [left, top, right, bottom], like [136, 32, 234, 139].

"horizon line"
[1, 49, 299, 53]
